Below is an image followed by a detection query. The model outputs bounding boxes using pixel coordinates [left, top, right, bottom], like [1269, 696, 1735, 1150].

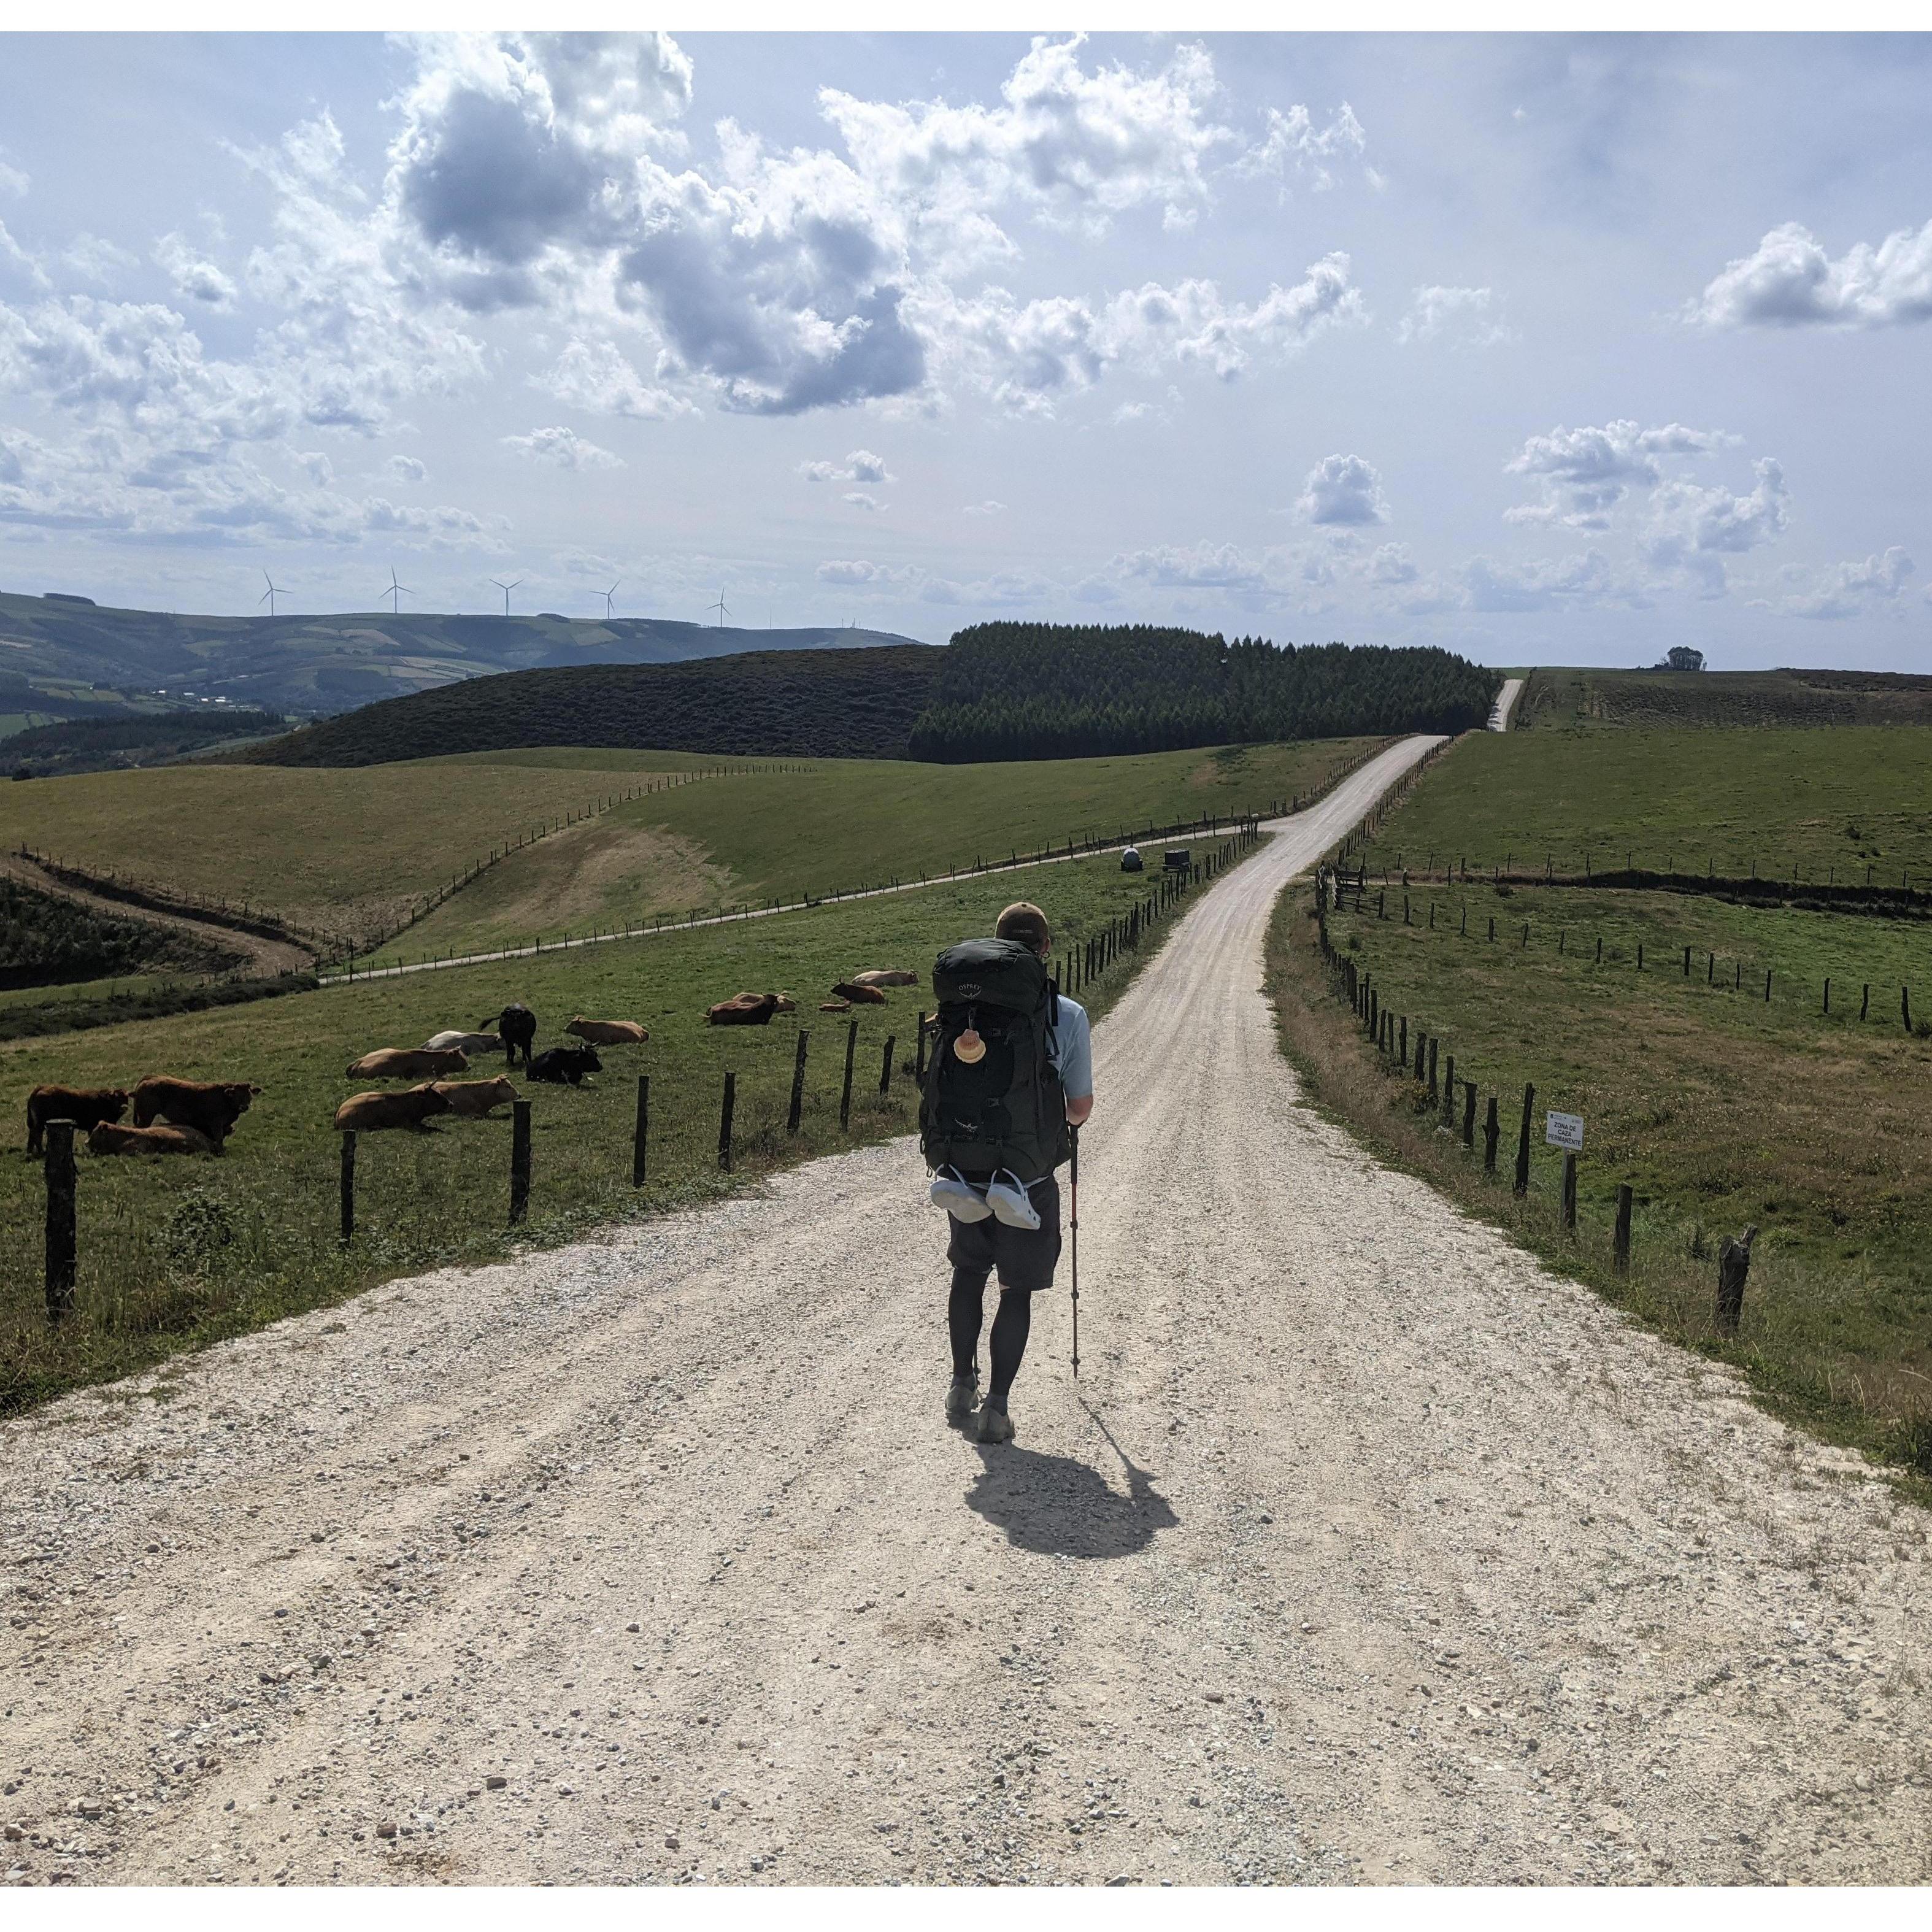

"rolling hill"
[0, 587, 922, 720]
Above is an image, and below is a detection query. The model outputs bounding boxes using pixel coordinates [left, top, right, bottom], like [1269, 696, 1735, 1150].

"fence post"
[788, 1032, 809, 1133]
[1441, 1053, 1455, 1128]
[840, 1020, 858, 1130]
[509, 1099, 531, 1224]
[1428, 1037, 1438, 1101]
[1483, 1096, 1499, 1172]
[1614, 1183, 1633, 1274]
[718, 1071, 736, 1172]
[339, 1129, 356, 1245]
[1906, 985, 1915, 1034]
[1561, 1151, 1577, 1230]
[879, 1035, 895, 1096]
[632, 1075, 650, 1187]
[1514, 1083, 1534, 1195]
[1861, 983, 1870, 1020]
[44, 1118, 77, 1320]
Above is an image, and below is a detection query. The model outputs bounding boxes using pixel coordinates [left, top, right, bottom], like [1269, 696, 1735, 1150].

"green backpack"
[919, 937, 1068, 1183]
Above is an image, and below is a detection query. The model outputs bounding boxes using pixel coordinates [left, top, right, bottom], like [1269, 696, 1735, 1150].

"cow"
[706, 992, 779, 1026]
[485, 1004, 537, 1071]
[428, 1076, 519, 1119]
[565, 1017, 649, 1047]
[423, 1030, 502, 1056]
[345, 1047, 469, 1081]
[334, 1085, 452, 1133]
[131, 1076, 261, 1147]
[831, 981, 888, 1005]
[26, 1085, 129, 1156]
[849, 969, 918, 988]
[88, 1120, 219, 1158]
[819, 999, 852, 1013]
[529, 1045, 601, 1085]
[771, 993, 798, 1014]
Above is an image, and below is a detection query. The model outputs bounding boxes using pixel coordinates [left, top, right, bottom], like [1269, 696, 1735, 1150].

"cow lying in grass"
[333, 1085, 452, 1133]
[831, 981, 888, 1005]
[131, 1076, 261, 1148]
[529, 1045, 601, 1085]
[89, 1120, 219, 1158]
[346, 1047, 469, 1080]
[707, 992, 779, 1026]
[424, 1030, 502, 1056]
[26, 1085, 129, 1155]
[849, 969, 917, 988]
[566, 1017, 648, 1046]
[429, 1077, 519, 1118]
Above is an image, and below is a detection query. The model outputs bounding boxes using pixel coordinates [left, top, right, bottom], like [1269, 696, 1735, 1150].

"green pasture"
[0, 837, 1222, 1415]
[1280, 879, 1932, 1474]
[1517, 666, 1932, 733]
[1357, 726, 1932, 887]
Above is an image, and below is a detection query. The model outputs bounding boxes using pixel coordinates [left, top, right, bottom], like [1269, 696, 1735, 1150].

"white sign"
[1545, 1110, 1585, 1152]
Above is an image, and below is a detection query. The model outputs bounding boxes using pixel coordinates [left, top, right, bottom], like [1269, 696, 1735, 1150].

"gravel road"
[1489, 678, 1525, 731]
[4, 733, 1927, 1887]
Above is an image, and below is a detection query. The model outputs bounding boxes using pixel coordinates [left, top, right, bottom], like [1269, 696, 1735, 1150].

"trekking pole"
[1069, 1123, 1080, 1379]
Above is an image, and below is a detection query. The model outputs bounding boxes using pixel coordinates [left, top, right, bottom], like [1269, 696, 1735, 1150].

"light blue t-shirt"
[1051, 994, 1093, 1102]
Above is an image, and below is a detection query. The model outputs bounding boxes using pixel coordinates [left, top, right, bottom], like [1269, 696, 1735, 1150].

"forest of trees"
[907, 625, 1501, 763]
[0, 879, 237, 990]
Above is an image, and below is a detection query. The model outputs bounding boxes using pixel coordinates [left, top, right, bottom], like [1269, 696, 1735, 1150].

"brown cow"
[706, 992, 779, 1026]
[819, 999, 852, 1013]
[429, 1077, 519, 1119]
[333, 1085, 452, 1133]
[565, 1017, 649, 1047]
[345, 1047, 469, 1080]
[88, 1120, 219, 1158]
[131, 1076, 261, 1147]
[849, 969, 918, 988]
[831, 981, 888, 1005]
[26, 1085, 129, 1155]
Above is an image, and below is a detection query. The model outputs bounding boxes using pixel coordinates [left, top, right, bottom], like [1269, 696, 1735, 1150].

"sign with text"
[1545, 1110, 1585, 1152]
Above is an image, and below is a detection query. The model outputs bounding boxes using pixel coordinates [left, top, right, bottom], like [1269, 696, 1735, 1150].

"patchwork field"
[1517, 665, 1932, 733]
[1355, 725, 1932, 887]
[0, 835, 1232, 1414]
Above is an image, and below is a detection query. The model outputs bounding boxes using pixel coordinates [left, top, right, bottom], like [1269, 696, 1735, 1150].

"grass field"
[1517, 666, 1932, 733]
[1355, 725, 1932, 886]
[1268, 880, 1932, 1482]
[0, 834, 1239, 1415]
[0, 737, 1370, 966]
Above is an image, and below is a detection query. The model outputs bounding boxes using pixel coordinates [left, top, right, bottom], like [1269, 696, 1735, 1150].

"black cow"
[484, 1003, 537, 1071]
[528, 1044, 602, 1085]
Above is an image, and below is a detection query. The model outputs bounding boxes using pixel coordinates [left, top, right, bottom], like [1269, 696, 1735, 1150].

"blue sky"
[0, 31, 1928, 667]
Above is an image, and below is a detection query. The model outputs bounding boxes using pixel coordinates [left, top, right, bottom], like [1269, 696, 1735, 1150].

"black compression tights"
[947, 1269, 1033, 1412]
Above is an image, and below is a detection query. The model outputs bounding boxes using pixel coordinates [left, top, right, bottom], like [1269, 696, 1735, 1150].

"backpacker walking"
[920, 900, 1094, 1445]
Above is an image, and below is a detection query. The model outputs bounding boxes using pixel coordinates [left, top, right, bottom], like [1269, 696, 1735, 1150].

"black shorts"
[945, 1175, 1063, 1293]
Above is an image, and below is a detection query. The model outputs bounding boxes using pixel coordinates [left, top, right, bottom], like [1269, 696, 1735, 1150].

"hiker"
[920, 900, 1093, 1445]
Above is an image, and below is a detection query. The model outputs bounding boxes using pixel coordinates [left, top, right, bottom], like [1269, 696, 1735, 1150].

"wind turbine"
[599, 580, 620, 620]
[491, 577, 523, 617]
[259, 571, 285, 619]
[385, 566, 414, 615]
[710, 587, 730, 629]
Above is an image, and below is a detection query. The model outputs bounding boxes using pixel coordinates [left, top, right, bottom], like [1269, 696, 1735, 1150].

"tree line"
[908, 626, 1501, 763]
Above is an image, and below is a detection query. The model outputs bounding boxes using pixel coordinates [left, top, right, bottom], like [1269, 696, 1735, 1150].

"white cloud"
[502, 425, 625, 470]
[1114, 541, 1266, 590]
[387, 453, 427, 483]
[64, 234, 138, 284]
[801, 448, 893, 484]
[0, 218, 48, 289]
[842, 490, 885, 511]
[963, 499, 1006, 516]
[535, 338, 688, 420]
[1505, 419, 1734, 528]
[817, 558, 883, 584]
[1758, 545, 1914, 619]
[1464, 549, 1628, 612]
[154, 233, 239, 310]
[1395, 284, 1513, 347]
[1689, 220, 1932, 330]
[0, 158, 27, 198]
[295, 450, 334, 484]
[1367, 541, 1420, 584]
[1234, 102, 1369, 194]
[1295, 452, 1388, 526]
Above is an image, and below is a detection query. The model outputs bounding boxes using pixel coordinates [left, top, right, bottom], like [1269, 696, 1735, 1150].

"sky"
[0, 29, 1928, 668]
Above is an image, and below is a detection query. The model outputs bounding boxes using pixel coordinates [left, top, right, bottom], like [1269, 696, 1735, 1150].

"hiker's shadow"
[964, 1412, 1177, 1559]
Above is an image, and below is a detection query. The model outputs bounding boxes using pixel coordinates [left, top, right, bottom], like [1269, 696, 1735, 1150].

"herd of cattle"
[21, 972, 918, 1158]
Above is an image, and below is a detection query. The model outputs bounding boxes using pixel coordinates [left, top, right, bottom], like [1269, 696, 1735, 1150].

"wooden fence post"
[1442, 1055, 1456, 1129]
[1514, 1083, 1534, 1196]
[1861, 982, 1870, 1020]
[1561, 1151, 1577, 1230]
[787, 1033, 809, 1133]
[339, 1129, 356, 1245]
[1906, 985, 1915, 1034]
[880, 1035, 896, 1095]
[44, 1118, 76, 1320]
[1614, 1183, 1633, 1275]
[840, 1020, 858, 1130]
[1483, 1096, 1499, 1173]
[632, 1076, 650, 1187]
[718, 1071, 736, 1172]
[1399, 1016, 1407, 1066]
[509, 1099, 531, 1224]
[1428, 1037, 1438, 1101]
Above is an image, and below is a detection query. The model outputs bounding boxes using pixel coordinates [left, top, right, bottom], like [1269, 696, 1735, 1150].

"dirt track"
[3, 733, 1928, 1887]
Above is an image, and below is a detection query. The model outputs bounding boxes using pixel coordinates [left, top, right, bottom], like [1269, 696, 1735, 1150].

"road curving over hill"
[2, 732, 1928, 1887]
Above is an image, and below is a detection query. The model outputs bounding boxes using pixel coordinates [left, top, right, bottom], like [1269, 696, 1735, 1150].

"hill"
[7, 708, 285, 778]
[1518, 666, 1932, 732]
[0, 587, 921, 720]
[244, 645, 941, 766]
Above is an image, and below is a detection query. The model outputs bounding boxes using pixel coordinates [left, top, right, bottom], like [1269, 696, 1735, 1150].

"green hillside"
[1518, 666, 1932, 733]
